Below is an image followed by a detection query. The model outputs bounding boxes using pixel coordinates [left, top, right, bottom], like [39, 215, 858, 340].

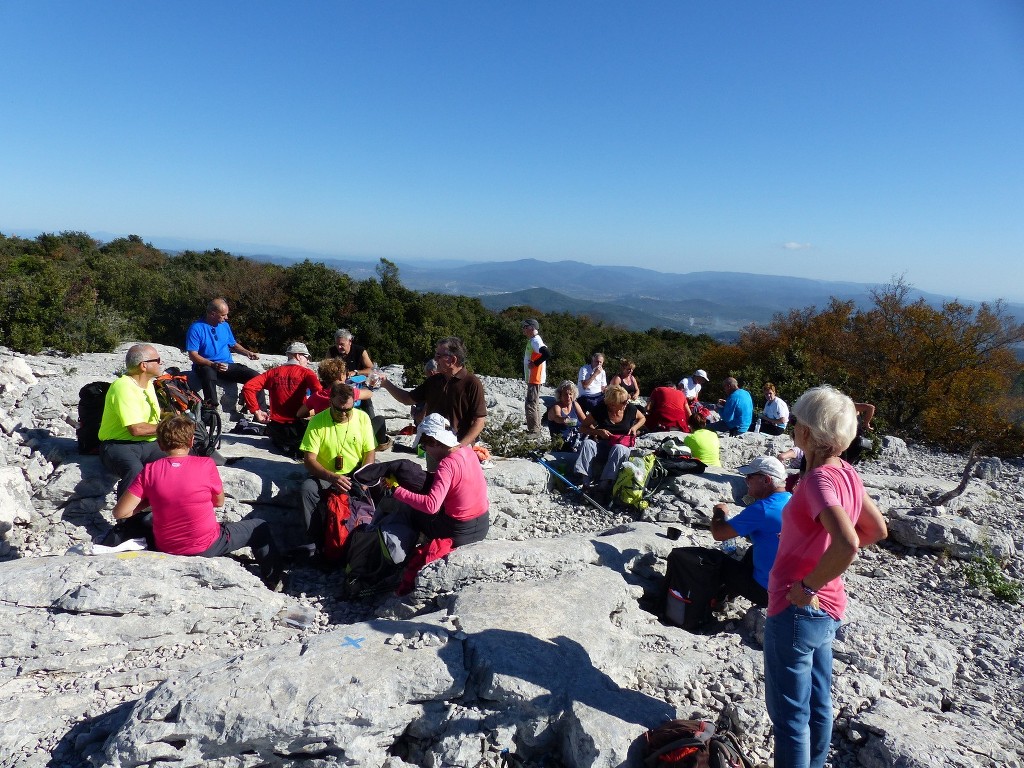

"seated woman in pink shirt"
[391, 413, 489, 547]
[112, 415, 283, 590]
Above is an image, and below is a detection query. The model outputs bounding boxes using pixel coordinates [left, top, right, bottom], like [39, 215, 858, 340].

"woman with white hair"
[764, 385, 887, 768]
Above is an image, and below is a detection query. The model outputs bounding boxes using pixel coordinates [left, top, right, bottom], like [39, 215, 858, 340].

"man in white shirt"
[677, 369, 709, 404]
[577, 352, 607, 413]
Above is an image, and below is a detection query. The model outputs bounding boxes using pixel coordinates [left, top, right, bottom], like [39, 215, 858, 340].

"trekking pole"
[531, 452, 608, 513]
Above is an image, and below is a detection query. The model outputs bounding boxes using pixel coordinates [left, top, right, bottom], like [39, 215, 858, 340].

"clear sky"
[2, 2, 1023, 302]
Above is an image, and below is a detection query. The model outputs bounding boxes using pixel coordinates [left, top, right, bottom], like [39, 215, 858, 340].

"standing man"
[298, 382, 376, 553]
[186, 298, 261, 408]
[327, 328, 374, 377]
[710, 457, 791, 606]
[521, 319, 549, 434]
[712, 376, 753, 435]
[99, 343, 167, 497]
[379, 336, 487, 453]
[241, 342, 321, 457]
[677, 369, 709, 404]
[576, 352, 607, 413]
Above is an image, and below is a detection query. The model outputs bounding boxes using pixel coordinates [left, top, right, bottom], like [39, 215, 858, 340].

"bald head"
[205, 299, 229, 325]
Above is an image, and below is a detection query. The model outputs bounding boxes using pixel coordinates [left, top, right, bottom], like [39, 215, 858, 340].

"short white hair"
[792, 385, 858, 456]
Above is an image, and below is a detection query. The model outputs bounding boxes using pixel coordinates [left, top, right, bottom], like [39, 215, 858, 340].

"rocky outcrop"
[0, 345, 1022, 767]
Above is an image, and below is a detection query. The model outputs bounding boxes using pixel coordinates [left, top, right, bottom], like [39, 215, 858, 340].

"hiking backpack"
[641, 719, 754, 768]
[612, 453, 668, 510]
[340, 524, 405, 600]
[661, 547, 727, 631]
[152, 374, 222, 456]
[77, 381, 111, 454]
[322, 491, 376, 562]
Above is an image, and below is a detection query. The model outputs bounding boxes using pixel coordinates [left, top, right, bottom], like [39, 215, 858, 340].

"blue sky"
[2, 1, 1023, 302]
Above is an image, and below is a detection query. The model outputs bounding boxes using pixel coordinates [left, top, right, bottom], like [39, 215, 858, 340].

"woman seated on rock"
[298, 358, 389, 450]
[391, 413, 490, 593]
[111, 415, 283, 589]
[760, 382, 789, 435]
[547, 380, 587, 449]
[608, 358, 641, 403]
[573, 385, 646, 504]
[682, 410, 721, 467]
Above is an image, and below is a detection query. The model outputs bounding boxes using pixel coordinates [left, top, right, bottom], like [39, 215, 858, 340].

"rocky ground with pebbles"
[0, 343, 1022, 768]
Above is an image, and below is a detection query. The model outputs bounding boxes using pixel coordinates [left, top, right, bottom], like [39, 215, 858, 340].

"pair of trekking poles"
[530, 451, 609, 513]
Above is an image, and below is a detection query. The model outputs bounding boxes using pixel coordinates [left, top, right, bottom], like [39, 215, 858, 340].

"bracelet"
[800, 580, 818, 596]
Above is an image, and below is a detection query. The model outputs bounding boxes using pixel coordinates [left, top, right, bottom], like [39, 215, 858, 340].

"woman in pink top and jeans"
[392, 413, 489, 546]
[764, 386, 887, 768]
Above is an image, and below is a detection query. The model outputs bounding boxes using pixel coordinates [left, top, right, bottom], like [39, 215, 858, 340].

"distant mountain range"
[252, 255, 1024, 339]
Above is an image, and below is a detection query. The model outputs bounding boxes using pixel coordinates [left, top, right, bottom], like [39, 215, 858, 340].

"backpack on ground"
[641, 719, 754, 768]
[152, 374, 221, 457]
[613, 453, 668, 510]
[77, 381, 111, 455]
[322, 491, 376, 562]
[340, 524, 405, 600]
[661, 547, 727, 631]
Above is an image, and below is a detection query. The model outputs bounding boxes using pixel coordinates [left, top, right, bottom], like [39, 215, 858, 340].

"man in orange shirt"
[521, 319, 549, 435]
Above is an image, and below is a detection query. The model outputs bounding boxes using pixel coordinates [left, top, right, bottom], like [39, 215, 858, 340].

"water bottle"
[754, 417, 762, 433]
[720, 537, 739, 556]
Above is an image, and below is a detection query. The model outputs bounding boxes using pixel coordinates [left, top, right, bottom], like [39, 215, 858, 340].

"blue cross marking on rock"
[342, 635, 365, 649]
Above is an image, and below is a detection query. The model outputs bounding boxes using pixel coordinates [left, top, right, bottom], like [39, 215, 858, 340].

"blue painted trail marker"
[342, 636, 365, 649]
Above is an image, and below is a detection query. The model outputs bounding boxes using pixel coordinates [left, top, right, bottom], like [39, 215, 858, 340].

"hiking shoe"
[377, 437, 394, 452]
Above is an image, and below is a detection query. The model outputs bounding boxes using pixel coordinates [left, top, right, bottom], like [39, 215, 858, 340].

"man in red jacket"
[242, 342, 320, 457]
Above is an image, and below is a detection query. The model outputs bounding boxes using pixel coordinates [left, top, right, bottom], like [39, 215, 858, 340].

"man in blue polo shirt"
[712, 376, 753, 435]
[186, 298, 261, 407]
[710, 456, 790, 606]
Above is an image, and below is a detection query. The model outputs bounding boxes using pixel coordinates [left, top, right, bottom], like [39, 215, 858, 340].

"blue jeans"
[763, 604, 841, 768]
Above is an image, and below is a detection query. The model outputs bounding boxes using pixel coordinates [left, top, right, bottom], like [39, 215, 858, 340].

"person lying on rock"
[390, 413, 489, 594]
[112, 414, 284, 589]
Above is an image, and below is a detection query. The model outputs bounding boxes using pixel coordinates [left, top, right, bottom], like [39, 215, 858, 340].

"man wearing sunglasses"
[710, 456, 790, 607]
[98, 343, 167, 497]
[379, 336, 487, 453]
[298, 382, 376, 554]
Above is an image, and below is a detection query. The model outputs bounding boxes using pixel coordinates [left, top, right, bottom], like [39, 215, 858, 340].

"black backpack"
[661, 547, 727, 631]
[340, 524, 403, 600]
[642, 719, 754, 768]
[77, 381, 111, 455]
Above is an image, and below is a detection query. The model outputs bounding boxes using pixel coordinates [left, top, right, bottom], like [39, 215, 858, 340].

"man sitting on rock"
[186, 298, 260, 409]
[298, 382, 376, 556]
[241, 342, 320, 458]
[644, 380, 692, 433]
[98, 343, 166, 497]
[710, 376, 753, 435]
[709, 456, 790, 606]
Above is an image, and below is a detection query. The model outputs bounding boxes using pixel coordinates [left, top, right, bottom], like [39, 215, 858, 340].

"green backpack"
[612, 453, 667, 510]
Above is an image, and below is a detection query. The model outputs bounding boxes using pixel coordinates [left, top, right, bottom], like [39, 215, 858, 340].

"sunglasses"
[142, 358, 162, 364]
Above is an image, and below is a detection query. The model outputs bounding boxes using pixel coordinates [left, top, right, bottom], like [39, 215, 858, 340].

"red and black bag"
[642, 720, 753, 768]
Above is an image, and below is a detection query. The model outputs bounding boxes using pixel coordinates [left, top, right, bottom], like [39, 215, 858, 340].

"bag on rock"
[153, 374, 221, 457]
[613, 453, 667, 510]
[641, 719, 754, 768]
[77, 381, 111, 454]
[661, 547, 726, 631]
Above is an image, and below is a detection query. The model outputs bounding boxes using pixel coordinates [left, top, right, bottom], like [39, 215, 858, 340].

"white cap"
[694, 369, 709, 382]
[737, 456, 788, 484]
[413, 412, 459, 448]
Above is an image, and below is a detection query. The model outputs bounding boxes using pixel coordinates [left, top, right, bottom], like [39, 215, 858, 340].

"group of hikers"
[518, 318, 887, 768]
[95, 304, 886, 768]
[96, 299, 490, 596]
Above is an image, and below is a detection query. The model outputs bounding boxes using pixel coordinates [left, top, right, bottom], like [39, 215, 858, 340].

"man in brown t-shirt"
[380, 336, 487, 449]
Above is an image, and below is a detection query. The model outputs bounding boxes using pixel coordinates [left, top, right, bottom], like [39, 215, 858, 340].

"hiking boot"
[377, 437, 394, 453]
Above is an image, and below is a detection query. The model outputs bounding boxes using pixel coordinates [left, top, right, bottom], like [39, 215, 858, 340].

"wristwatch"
[800, 580, 818, 596]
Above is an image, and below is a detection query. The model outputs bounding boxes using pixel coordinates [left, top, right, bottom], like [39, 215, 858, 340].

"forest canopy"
[2, 231, 1021, 454]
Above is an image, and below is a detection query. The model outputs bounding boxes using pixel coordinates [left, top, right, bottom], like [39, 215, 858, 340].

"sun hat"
[413, 412, 459, 448]
[286, 342, 310, 356]
[521, 318, 540, 331]
[694, 369, 709, 381]
[737, 456, 787, 484]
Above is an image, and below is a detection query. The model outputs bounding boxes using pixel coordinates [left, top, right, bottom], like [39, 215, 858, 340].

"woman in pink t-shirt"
[112, 415, 284, 590]
[763, 386, 887, 768]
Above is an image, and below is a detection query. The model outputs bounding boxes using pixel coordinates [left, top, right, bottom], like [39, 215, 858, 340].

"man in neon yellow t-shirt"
[298, 382, 376, 553]
[99, 344, 167, 496]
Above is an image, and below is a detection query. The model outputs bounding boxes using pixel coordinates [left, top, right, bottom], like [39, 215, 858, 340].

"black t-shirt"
[327, 343, 368, 373]
[591, 402, 639, 435]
